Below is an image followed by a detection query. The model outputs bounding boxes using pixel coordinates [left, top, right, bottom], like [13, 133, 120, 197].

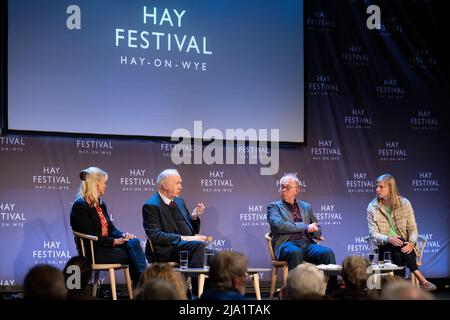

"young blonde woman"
[367, 173, 436, 291]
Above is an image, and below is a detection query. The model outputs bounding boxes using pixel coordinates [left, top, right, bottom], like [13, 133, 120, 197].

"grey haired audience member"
[282, 262, 326, 300]
[23, 264, 68, 300]
[134, 278, 179, 300]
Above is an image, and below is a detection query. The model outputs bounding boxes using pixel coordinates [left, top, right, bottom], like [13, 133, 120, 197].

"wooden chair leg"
[270, 267, 277, 300]
[282, 265, 289, 286]
[109, 268, 117, 300]
[198, 274, 206, 298]
[252, 273, 261, 300]
[124, 267, 133, 299]
[92, 270, 100, 297]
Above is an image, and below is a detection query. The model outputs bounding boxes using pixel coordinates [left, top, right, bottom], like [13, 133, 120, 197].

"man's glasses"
[279, 184, 297, 191]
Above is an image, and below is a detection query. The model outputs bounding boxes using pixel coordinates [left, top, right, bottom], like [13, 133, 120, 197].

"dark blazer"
[70, 197, 123, 248]
[267, 199, 322, 259]
[142, 193, 201, 262]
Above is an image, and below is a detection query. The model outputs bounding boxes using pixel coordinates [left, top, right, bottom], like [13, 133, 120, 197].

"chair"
[411, 235, 427, 287]
[264, 233, 325, 300]
[264, 233, 288, 300]
[73, 231, 133, 300]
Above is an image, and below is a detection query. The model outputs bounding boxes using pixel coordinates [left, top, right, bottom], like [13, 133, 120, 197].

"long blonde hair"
[78, 167, 108, 207]
[376, 173, 401, 209]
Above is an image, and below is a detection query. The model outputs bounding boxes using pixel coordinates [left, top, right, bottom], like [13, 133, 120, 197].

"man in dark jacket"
[142, 169, 207, 267]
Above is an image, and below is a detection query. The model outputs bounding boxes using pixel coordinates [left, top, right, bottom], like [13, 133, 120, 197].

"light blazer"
[367, 196, 418, 245]
[142, 193, 200, 262]
[267, 199, 322, 259]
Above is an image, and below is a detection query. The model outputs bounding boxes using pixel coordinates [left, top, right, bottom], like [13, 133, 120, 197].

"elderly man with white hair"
[267, 173, 338, 293]
[142, 169, 207, 267]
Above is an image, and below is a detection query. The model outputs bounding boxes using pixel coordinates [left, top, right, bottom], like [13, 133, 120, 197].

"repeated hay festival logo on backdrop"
[341, 44, 370, 66]
[119, 168, 156, 193]
[375, 16, 404, 37]
[308, 74, 340, 96]
[376, 79, 406, 99]
[409, 49, 437, 69]
[347, 235, 370, 256]
[76, 139, 114, 156]
[32, 166, 71, 191]
[237, 145, 270, 164]
[306, 10, 336, 31]
[421, 233, 441, 254]
[209, 238, 232, 253]
[0, 136, 26, 152]
[0, 202, 26, 228]
[344, 108, 373, 129]
[310, 139, 342, 161]
[0, 279, 15, 286]
[314, 203, 343, 226]
[410, 110, 439, 130]
[378, 141, 407, 162]
[115, 5, 212, 72]
[160, 142, 193, 158]
[411, 171, 440, 192]
[33, 240, 71, 265]
[346, 172, 375, 193]
[240, 204, 268, 228]
[200, 170, 234, 193]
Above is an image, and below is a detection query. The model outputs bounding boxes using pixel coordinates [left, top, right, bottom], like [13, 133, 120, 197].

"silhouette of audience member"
[134, 278, 179, 300]
[63, 256, 97, 300]
[23, 265, 68, 300]
[281, 262, 326, 300]
[137, 263, 188, 300]
[381, 279, 434, 300]
[332, 255, 371, 300]
[200, 251, 248, 300]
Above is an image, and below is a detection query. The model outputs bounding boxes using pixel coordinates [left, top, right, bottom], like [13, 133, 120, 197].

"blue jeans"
[277, 240, 338, 293]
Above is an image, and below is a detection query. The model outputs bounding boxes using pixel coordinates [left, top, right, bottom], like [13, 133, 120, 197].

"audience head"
[341, 255, 370, 290]
[137, 263, 187, 299]
[157, 169, 182, 198]
[63, 256, 93, 292]
[381, 279, 434, 300]
[283, 263, 326, 299]
[208, 250, 248, 295]
[78, 166, 108, 206]
[134, 278, 179, 300]
[23, 264, 68, 300]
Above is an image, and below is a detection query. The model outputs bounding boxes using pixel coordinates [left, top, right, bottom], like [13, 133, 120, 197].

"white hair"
[280, 174, 301, 188]
[285, 263, 325, 299]
[157, 169, 180, 190]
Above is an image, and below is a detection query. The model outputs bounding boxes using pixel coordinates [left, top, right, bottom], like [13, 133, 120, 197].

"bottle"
[203, 236, 215, 269]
